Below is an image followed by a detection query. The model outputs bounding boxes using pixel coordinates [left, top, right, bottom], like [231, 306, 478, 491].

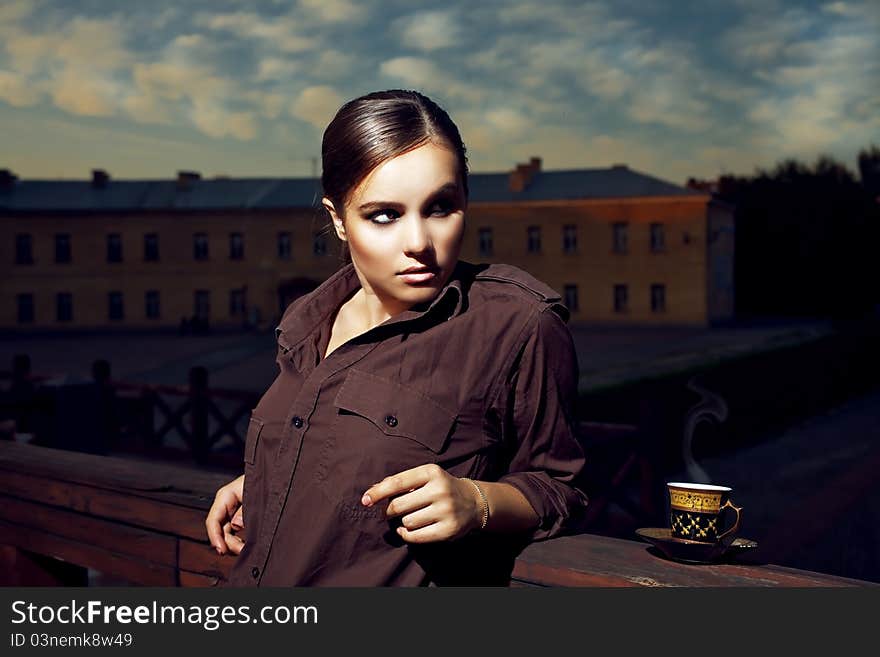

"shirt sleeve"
[496, 306, 590, 541]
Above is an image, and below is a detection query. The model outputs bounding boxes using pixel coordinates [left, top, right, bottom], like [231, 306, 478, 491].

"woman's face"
[324, 141, 466, 316]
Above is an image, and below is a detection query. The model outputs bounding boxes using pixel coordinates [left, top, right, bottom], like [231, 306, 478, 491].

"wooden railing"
[0, 367, 260, 467]
[0, 440, 873, 587]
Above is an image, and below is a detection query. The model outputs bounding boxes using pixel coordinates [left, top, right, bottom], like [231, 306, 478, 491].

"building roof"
[0, 165, 699, 213]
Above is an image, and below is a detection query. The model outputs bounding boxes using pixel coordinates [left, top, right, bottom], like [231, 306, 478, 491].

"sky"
[0, 0, 878, 185]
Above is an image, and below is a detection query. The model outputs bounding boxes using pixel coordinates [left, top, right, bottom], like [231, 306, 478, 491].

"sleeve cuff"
[498, 471, 590, 542]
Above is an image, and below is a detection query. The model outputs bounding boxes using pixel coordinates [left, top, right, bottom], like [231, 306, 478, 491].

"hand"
[361, 464, 484, 543]
[206, 474, 245, 556]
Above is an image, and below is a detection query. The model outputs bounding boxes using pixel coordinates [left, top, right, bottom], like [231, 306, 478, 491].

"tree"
[716, 151, 879, 320]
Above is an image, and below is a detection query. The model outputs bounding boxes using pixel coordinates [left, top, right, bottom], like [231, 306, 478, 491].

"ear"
[322, 197, 346, 241]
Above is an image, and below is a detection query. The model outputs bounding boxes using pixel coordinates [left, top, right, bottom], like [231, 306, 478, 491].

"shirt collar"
[275, 260, 471, 351]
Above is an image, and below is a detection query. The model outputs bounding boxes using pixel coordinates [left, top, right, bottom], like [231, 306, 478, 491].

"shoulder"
[466, 262, 570, 322]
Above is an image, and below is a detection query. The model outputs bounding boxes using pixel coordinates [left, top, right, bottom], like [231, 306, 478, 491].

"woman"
[206, 89, 589, 586]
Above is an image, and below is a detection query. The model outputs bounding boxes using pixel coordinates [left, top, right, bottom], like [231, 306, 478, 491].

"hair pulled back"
[321, 89, 469, 216]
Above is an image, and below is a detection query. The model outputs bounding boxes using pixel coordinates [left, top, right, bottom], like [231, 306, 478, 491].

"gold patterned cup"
[667, 482, 743, 544]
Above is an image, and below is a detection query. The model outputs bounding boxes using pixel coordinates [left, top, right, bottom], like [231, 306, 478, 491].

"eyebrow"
[356, 182, 461, 214]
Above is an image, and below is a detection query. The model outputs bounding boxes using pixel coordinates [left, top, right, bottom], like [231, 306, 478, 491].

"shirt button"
[384, 415, 398, 428]
[251, 567, 260, 579]
[292, 416, 303, 428]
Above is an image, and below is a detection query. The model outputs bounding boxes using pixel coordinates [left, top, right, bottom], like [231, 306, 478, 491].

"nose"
[402, 214, 432, 256]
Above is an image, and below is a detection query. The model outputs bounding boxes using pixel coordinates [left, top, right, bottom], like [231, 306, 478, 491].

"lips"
[398, 265, 438, 275]
[397, 266, 439, 284]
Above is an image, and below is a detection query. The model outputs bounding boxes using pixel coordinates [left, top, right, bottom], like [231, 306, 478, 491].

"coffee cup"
[667, 482, 743, 544]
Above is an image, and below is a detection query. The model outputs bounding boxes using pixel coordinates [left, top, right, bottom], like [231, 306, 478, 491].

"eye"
[427, 200, 454, 217]
[367, 209, 399, 225]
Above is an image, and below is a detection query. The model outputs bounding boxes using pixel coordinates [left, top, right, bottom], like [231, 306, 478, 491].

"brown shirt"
[226, 260, 589, 586]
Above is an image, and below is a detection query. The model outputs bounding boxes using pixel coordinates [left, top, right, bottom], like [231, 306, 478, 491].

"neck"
[349, 286, 410, 330]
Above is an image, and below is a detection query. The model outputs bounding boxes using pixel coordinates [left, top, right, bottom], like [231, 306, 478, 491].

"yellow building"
[0, 161, 733, 331]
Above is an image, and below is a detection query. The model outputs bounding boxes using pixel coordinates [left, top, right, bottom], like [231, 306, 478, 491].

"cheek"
[434, 216, 465, 253]
[347, 227, 399, 265]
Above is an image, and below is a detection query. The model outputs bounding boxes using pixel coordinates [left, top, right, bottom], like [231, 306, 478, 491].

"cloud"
[485, 108, 531, 138]
[50, 70, 120, 117]
[0, 70, 42, 107]
[291, 85, 343, 129]
[197, 12, 317, 53]
[0, 0, 32, 28]
[721, 8, 814, 64]
[297, 0, 366, 24]
[393, 10, 462, 52]
[0, 16, 135, 118]
[190, 102, 258, 140]
[257, 57, 300, 81]
[122, 92, 174, 125]
[312, 50, 356, 79]
[380, 56, 485, 104]
[739, 4, 880, 156]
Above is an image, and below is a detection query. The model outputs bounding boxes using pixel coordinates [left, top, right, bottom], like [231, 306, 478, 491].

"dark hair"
[321, 89, 469, 216]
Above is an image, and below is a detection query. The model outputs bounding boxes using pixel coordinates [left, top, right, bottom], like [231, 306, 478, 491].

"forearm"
[472, 480, 540, 534]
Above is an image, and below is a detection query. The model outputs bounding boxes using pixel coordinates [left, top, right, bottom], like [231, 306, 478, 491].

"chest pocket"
[315, 369, 457, 506]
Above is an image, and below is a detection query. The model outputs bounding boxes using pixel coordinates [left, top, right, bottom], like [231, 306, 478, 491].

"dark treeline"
[713, 145, 880, 320]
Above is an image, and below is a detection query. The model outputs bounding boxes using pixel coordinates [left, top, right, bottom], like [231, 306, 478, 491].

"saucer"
[635, 527, 758, 564]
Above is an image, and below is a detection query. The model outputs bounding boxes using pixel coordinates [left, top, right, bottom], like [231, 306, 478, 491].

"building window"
[229, 232, 244, 260]
[564, 284, 579, 312]
[527, 226, 541, 253]
[55, 234, 71, 263]
[194, 290, 210, 321]
[107, 234, 123, 263]
[313, 233, 327, 256]
[651, 284, 666, 313]
[613, 284, 629, 313]
[230, 288, 245, 317]
[144, 233, 159, 261]
[194, 233, 209, 261]
[108, 291, 124, 321]
[15, 234, 33, 264]
[17, 293, 34, 323]
[56, 292, 73, 322]
[563, 225, 577, 253]
[650, 223, 665, 252]
[145, 291, 160, 319]
[278, 232, 292, 260]
[612, 222, 628, 254]
[478, 227, 493, 256]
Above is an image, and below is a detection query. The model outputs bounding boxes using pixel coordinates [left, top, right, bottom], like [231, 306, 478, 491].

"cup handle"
[717, 499, 743, 545]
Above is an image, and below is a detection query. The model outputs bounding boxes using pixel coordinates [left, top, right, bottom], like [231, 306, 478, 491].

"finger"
[399, 505, 439, 531]
[384, 486, 433, 519]
[231, 506, 244, 531]
[226, 534, 245, 555]
[206, 502, 229, 553]
[362, 463, 438, 506]
[223, 522, 245, 555]
[396, 521, 445, 544]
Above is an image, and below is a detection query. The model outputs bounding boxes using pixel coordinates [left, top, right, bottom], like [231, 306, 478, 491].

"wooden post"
[189, 367, 209, 463]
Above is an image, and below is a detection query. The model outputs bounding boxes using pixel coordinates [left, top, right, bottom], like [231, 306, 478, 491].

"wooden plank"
[0, 545, 88, 586]
[0, 519, 177, 586]
[178, 538, 233, 581]
[0, 440, 234, 509]
[1, 470, 208, 541]
[512, 560, 641, 587]
[0, 494, 177, 567]
[516, 533, 877, 587]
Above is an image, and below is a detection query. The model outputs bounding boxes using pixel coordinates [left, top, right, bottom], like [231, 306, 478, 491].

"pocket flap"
[333, 369, 456, 453]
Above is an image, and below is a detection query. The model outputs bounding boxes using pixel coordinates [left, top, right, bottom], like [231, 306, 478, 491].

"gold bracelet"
[460, 477, 489, 531]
